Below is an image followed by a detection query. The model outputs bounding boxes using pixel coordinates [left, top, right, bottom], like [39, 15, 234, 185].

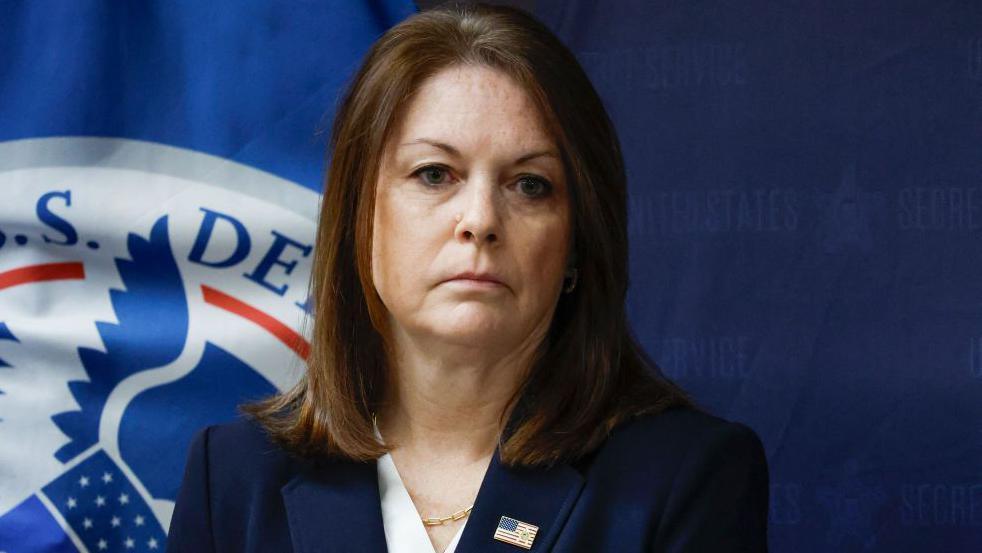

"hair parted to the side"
[240, 1, 698, 468]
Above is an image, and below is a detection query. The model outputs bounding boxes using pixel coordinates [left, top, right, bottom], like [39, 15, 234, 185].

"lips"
[445, 271, 505, 285]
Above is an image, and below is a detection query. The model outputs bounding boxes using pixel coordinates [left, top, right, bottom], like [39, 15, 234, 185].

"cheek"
[371, 196, 431, 300]
[519, 219, 570, 293]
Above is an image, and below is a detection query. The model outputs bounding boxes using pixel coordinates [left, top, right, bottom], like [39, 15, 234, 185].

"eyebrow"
[399, 138, 559, 165]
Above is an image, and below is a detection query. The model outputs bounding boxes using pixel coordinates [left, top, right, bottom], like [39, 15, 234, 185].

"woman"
[167, 3, 769, 552]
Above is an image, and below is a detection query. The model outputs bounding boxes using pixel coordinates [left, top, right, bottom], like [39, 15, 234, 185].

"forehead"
[387, 64, 556, 152]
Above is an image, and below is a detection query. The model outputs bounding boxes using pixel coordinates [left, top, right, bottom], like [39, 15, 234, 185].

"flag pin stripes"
[492, 515, 539, 549]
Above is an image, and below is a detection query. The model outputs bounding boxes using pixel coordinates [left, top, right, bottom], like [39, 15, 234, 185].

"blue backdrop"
[533, 0, 982, 550]
[0, 0, 979, 551]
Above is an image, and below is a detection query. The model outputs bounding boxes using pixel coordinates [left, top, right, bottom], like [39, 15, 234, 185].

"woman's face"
[372, 64, 571, 353]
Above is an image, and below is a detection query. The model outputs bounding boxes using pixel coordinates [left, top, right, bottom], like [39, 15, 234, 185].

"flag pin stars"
[493, 515, 539, 550]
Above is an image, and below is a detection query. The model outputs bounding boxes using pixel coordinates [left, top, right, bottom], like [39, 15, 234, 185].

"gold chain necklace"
[421, 505, 474, 526]
[373, 413, 475, 527]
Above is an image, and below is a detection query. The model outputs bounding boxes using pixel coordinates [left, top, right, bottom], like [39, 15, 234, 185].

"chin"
[427, 316, 508, 342]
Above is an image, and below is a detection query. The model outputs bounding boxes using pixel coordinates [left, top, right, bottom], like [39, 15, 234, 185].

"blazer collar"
[281, 446, 585, 553]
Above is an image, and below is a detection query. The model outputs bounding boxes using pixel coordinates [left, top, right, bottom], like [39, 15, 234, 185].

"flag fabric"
[0, 1, 416, 551]
[38, 451, 166, 552]
[492, 516, 539, 550]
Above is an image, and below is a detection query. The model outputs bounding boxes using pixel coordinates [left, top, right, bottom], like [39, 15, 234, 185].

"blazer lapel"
[279, 446, 585, 553]
[455, 448, 585, 552]
[281, 457, 388, 553]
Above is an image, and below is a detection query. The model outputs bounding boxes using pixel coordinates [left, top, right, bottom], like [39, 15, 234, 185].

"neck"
[377, 323, 545, 464]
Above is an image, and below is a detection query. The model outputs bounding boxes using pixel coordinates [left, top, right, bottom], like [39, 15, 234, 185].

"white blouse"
[374, 424, 466, 553]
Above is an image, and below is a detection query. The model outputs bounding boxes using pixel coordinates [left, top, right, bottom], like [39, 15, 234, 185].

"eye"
[410, 164, 452, 188]
[516, 175, 553, 199]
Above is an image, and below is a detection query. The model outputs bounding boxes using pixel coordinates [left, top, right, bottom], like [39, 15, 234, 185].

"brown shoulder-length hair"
[242, 1, 697, 468]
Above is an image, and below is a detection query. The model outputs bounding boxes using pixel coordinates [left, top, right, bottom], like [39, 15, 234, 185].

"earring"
[563, 267, 578, 293]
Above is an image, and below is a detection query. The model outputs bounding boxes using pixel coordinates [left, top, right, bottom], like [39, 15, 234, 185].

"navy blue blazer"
[166, 407, 769, 552]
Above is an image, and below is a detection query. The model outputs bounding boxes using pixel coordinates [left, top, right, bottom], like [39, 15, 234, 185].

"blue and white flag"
[0, 1, 416, 550]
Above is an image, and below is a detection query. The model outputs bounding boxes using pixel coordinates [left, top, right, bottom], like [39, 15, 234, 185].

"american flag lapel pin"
[493, 515, 539, 550]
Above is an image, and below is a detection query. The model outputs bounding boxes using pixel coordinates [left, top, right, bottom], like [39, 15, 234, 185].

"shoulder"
[581, 407, 770, 549]
[579, 406, 769, 502]
[196, 414, 284, 453]
[592, 406, 765, 467]
[185, 415, 307, 492]
[628, 406, 764, 458]
[170, 416, 310, 550]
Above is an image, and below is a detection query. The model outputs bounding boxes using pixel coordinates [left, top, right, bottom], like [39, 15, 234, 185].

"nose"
[454, 176, 500, 245]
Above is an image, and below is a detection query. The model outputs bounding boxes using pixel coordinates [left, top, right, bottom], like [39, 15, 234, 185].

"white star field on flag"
[41, 451, 168, 553]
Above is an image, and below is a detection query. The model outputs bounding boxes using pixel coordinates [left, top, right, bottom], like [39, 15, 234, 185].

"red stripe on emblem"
[0, 262, 85, 291]
[201, 284, 311, 360]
